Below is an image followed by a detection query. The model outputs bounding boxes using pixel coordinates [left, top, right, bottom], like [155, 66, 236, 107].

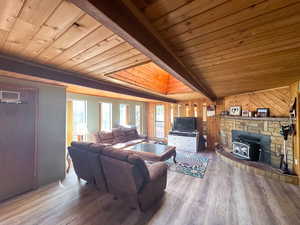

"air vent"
[0, 91, 22, 104]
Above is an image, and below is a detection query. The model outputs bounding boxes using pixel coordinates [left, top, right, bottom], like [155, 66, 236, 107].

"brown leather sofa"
[94, 126, 147, 149]
[68, 142, 168, 211]
[68, 142, 108, 192]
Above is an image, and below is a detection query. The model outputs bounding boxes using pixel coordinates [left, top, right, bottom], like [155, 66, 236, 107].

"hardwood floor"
[0, 152, 300, 225]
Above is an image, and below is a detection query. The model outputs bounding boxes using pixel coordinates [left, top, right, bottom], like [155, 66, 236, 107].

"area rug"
[166, 152, 209, 178]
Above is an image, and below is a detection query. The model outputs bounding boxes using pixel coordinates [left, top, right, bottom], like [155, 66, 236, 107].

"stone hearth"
[220, 116, 294, 172]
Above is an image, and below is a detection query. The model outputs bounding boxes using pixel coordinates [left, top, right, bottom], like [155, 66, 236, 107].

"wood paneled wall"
[223, 86, 290, 117]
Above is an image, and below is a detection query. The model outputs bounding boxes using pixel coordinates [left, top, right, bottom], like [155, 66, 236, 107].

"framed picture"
[207, 105, 216, 117]
[256, 108, 270, 117]
[229, 106, 241, 116]
[242, 110, 249, 117]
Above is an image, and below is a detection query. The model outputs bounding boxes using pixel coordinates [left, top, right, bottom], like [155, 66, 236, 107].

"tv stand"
[168, 130, 199, 153]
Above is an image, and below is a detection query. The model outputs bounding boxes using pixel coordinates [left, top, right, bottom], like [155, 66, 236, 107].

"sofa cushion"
[98, 131, 115, 144]
[101, 147, 150, 182]
[89, 143, 110, 153]
[71, 141, 93, 150]
[112, 139, 145, 149]
[94, 132, 101, 143]
[112, 128, 128, 143]
[101, 147, 131, 161]
[122, 127, 139, 141]
[123, 139, 145, 147]
[112, 143, 128, 149]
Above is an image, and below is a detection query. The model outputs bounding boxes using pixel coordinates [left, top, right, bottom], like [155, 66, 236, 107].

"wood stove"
[232, 135, 261, 161]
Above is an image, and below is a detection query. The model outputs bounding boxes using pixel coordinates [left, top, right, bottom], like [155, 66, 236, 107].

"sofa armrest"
[138, 162, 168, 211]
[138, 134, 148, 140]
[148, 162, 168, 182]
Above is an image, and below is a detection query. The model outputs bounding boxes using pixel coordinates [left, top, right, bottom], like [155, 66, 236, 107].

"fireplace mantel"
[220, 115, 292, 122]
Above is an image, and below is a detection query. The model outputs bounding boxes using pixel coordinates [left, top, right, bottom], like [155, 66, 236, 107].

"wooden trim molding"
[0, 53, 177, 103]
[69, 0, 216, 101]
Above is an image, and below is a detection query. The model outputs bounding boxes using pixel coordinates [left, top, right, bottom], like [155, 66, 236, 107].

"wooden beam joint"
[69, 0, 216, 101]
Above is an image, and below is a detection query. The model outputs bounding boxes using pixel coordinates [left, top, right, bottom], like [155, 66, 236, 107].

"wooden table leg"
[66, 152, 71, 174]
[173, 151, 177, 164]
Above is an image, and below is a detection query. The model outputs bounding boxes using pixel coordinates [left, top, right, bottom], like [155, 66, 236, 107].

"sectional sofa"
[68, 127, 169, 211]
[94, 126, 147, 148]
[68, 141, 167, 211]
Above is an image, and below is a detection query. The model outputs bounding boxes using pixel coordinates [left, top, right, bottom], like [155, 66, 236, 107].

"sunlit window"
[170, 104, 174, 125]
[185, 104, 190, 116]
[73, 100, 87, 141]
[135, 105, 141, 133]
[178, 104, 181, 117]
[155, 104, 164, 138]
[120, 104, 128, 126]
[101, 102, 112, 131]
[194, 104, 198, 117]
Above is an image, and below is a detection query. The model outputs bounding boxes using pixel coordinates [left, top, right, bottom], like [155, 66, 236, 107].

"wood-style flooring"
[0, 152, 300, 225]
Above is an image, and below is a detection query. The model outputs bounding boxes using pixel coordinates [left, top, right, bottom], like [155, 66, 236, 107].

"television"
[173, 117, 197, 132]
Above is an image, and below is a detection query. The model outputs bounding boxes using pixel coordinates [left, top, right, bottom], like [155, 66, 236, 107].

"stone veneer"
[220, 116, 294, 172]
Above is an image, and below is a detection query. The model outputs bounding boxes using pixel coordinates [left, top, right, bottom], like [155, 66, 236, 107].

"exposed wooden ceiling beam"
[0, 53, 177, 103]
[69, 0, 216, 101]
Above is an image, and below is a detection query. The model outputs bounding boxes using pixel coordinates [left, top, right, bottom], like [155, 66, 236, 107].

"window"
[135, 105, 141, 133]
[120, 104, 128, 126]
[101, 102, 112, 130]
[73, 100, 87, 141]
[170, 104, 174, 125]
[155, 104, 164, 138]
[194, 104, 198, 117]
[178, 104, 182, 117]
[185, 104, 190, 116]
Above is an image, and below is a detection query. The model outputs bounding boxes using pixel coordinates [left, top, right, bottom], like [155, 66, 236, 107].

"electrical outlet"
[295, 159, 298, 165]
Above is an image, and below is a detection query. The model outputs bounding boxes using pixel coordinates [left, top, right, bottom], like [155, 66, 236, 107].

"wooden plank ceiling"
[0, 0, 149, 76]
[131, 0, 300, 97]
[108, 62, 194, 94]
[1, 0, 300, 100]
[0, 0, 203, 101]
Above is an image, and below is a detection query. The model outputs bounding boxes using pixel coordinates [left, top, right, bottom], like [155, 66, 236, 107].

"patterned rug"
[166, 151, 209, 178]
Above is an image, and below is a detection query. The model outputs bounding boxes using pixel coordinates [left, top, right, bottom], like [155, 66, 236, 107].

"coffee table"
[124, 143, 177, 163]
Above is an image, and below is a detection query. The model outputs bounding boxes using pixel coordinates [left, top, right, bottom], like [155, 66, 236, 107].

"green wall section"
[0, 77, 66, 187]
[0, 76, 148, 188]
[67, 92, 148, 141]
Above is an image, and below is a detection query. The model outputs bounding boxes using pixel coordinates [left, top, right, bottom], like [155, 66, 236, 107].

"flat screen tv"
[173, 117, 197, 132]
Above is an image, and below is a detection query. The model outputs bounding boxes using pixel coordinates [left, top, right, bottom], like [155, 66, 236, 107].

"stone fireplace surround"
[220, 116, 294, 172]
